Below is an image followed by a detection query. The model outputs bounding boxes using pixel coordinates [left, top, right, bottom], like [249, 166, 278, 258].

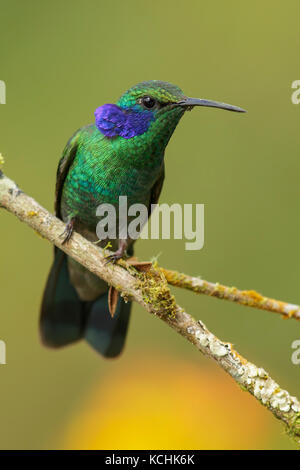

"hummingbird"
[40, 80, 245, 358]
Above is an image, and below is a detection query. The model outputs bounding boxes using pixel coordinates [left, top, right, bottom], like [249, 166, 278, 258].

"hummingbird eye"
[141, 95, 156, 109]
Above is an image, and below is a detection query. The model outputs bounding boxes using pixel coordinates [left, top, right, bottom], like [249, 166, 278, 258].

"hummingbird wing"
[54, 128, 82, 218]
[40, 129, 83, 348]
[148, 163, 165, 216]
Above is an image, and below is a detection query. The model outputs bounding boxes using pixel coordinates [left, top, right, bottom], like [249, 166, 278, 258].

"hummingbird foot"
[104, 251, 124, 265]
[60, 218, 75, 244]
[104, 240, 128, 265]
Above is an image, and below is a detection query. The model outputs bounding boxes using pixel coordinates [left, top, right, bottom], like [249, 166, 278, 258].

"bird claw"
[104, 241, 128, 265]
[104, 253, 123, 265]
[60, 219, 75, 244]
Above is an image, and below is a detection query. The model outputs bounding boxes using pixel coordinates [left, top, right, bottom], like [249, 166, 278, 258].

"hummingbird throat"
[94, 104, 155, 139]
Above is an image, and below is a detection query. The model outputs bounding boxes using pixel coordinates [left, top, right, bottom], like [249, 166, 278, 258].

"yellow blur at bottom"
[61, 354, 272, 450]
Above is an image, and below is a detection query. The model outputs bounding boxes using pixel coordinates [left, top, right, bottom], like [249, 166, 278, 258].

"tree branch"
[0, 169, 299, 447]
[162, 268, 300, 321]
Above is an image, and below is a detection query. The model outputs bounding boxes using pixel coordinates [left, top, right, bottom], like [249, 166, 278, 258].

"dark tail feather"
[84, 296, 132, 358]
[40, 248, 84, 347]
[40, 249, 131, 357]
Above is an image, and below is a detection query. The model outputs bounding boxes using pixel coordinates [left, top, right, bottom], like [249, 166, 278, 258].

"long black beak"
[177, 97, 246, 113]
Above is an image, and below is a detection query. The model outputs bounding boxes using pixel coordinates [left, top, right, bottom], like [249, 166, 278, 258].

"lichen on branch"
[162, 268, 300, 321]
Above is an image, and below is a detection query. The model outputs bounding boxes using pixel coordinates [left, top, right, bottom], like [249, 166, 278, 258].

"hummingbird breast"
[60, 125, 163, 233]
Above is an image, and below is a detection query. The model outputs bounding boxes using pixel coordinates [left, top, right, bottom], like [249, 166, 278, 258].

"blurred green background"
[0, 0, 299, 450]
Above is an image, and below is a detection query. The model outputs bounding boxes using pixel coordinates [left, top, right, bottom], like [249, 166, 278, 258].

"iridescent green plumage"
[40, 80, 245, 357]
[60, 82, 186, 229]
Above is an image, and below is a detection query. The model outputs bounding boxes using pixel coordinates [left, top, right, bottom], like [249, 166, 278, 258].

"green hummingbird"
[41, 80, 245, 357]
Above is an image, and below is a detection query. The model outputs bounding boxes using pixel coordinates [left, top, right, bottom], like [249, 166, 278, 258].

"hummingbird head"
[94, 80, 245, 141]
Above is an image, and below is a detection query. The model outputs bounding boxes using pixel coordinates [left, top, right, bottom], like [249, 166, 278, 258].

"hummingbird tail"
[84, 295, 131, 358]
[40, 249, 131, 357]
